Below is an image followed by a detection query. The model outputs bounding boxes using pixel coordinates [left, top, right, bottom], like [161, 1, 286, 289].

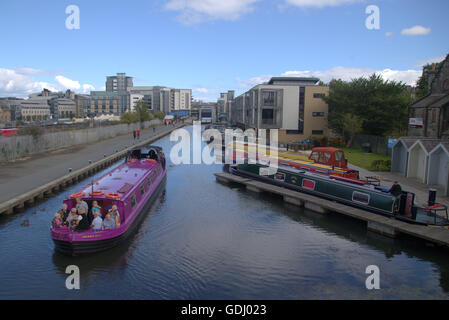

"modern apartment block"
[17, 98, 51, 121]
[106, 73, 133, 93]
[229, 77, 329, 143]
[87, 91, 119, 116]
[127, 86, 191, 113]
[217, 90, 235, 115]
[50, 98, 76, 119]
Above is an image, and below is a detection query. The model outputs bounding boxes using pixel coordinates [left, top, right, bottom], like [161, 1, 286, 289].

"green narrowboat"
[229, 163, 449, 227]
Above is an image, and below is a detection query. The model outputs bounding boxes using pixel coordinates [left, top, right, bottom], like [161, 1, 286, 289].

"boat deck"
[79, 159, 159, 199]
[215, 172, 449, 248]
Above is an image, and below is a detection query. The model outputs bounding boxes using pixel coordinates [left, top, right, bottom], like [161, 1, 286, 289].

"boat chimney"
[428, 188, 437, 206]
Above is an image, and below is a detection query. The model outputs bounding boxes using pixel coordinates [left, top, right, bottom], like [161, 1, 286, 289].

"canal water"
[1, 125, 449, 299]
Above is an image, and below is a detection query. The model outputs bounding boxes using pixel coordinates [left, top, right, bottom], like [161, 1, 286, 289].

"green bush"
[18, 125, 43, 140]
[371, 159, 391, 171]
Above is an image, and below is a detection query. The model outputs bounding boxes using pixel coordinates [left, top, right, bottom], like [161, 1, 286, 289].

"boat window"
[352, 191, 370, 205]
[319, 152, 331, 163]
[147, 177, 152, 187]
[310, 152, 319, 161]
[140, 184, 146, 196]
[335, 151, 343, 162]
[274, 172, 285, 181]
[302, 179, 316, 190]
[131, 193, 137, 208]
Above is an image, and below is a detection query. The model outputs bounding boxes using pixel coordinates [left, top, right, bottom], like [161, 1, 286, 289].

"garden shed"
[391, 138, 417, 176]
[427, 142, 449, 196]
[406, 139, 439, 183]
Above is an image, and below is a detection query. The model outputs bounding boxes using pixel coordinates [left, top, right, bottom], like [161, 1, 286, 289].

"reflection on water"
[0, 125, 448, 299]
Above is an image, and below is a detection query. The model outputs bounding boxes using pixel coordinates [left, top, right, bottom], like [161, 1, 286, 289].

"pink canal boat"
[51, 145, 166, 256]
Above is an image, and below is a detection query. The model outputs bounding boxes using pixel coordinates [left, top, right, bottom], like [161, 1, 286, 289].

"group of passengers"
[52, 197, 121, 232]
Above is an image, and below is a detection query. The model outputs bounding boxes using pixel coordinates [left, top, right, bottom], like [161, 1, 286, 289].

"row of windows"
[312, 112, 325, 117]
[131, 168, 161, 209]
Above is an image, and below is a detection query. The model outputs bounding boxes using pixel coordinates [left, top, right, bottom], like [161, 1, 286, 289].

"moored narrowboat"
[229, 162, 449, 227]
[51, 145, 166, 256]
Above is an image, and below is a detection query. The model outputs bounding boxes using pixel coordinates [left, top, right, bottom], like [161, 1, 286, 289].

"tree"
[134, 100, 152, 122]
[342, 113, 363, 141]
[323, 74, 412, 136]
[120, 111, 139, 124]
[153, 111, 165, 120]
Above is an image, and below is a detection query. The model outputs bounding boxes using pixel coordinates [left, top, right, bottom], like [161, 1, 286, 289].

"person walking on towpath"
[137, 129, 141, 140]
[133, 130, 136, 140]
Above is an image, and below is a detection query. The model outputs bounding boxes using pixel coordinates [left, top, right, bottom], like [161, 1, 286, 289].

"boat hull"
[53, 175, 166, 256]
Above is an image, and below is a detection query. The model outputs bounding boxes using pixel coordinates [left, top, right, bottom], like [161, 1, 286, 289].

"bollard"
[428, 188, 437, 206]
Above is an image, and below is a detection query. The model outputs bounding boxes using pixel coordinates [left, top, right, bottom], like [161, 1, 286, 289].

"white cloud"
[193, 87, 209, 93]
[237, 66, 423, 91]
[55, 75, 81, 91]
[236, 74, 272, 89]
[401, 25, 431, 36]
[0, 68, 59, 97]
[285, 0, 363, 8]
[385, 32, 393, 37]
[0, 68, 96, 98]
[165, 0, 259, 24]
[283, 67, 421, 85]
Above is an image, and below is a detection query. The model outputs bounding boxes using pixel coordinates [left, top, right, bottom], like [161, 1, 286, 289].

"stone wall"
[0, 120, 161, 162]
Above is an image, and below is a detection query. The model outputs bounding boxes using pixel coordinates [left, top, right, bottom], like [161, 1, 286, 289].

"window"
[140, 184, 146, 196]
[286, 130, 301, 134]
[352, 192, 370, 205]
[262, 91, 275, 106]
[274, 172, 285, 181]
[312, 112, 324, 117]
[312, 130, 324, 135]
[130, 193, 137, 208]
[299, 87, 305, 106]
[313, 93, 325, 98]
[310, 152, 319, 161]
[319, 152, 331, 163]
[335, 151, 343, 162]
[147, 177, 152, 187]
[262, 109, 274, 124]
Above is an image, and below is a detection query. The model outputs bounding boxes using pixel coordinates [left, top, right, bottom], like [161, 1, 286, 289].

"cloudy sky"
[0, 0, 448, 101]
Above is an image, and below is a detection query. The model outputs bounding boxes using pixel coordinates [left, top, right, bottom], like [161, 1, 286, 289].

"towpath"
[0, 123, 180, 204]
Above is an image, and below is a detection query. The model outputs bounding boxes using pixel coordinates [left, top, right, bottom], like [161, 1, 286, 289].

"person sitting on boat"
[91, 201, 102, 220]
[389, 181, 402, 197]
[66, 208, 82, 230]
[108, 205, 121, 227]
[90, 210, 103, 232]
[52, 212, 65, 229]
[61, 203, 70, 222]
[102, 213, 115, 230]
[75, 208, 90, 232]
[75, 197, 89, 215]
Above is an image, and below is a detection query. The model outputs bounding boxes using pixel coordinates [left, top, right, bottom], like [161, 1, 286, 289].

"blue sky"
[0, 0, 448, 101]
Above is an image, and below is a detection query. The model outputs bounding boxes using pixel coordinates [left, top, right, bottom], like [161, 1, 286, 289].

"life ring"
[146, 158, 156, 162]
[106, 192, 121, 199]
[128, 158, 137, 162]
[69, 192, 85, 199]
[89, 190, 104, 196]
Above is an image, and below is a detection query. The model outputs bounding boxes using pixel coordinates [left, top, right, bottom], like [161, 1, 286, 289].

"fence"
[351, 134, 391, 156]
[0, 120, 161, 162]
